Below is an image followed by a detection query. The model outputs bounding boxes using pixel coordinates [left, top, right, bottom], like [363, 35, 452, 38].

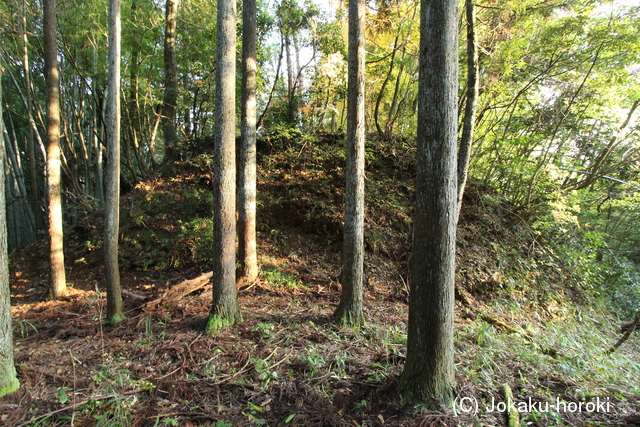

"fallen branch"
[477, 312, 567, 358]
[607, 310, 640, 355]
[621, 319, 640, 333]
[122, 290, 148, 301]
[479, 313, 533, 340]
[142, 271, 213, 312]
[502, 383, 520, 427]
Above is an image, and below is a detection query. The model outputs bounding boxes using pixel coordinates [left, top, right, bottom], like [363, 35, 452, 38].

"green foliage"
[178, 217, 215, 265]
[243, 401, 268, 425]
[300, 349, 326, 376]
[252, 357, 280, 388]
[13, 319, 38, 338]
[262, 265, 305, 290]
[80, 396, 133, 427]
[55, 387, 71, 404]
[463, 308, 640, 402]
[123, 184, 215, 269]
[529, 189, 640, 318]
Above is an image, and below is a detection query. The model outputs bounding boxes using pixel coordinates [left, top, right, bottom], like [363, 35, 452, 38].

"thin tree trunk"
[0, 61, 20, 398]
[104, 0, 124, 324]
[93, 46, 105, 203]
[456, 0, 479, 218]
[257, 39, 284, 129]
[206, 0, 242, 333]
[374, 34, 399, 141]
[385, 46, 406, 138]
[293, 34, 304, 93]
[525, 42, 604, 206]
[43, 0, 67, 298]
[334, 0, 366, 327]
[574, 99, 639, 190]
[400, 0, 458, 407]
[127, 0, 146, 175]
[22, 3, 43, 236]
[4, 113, 34, 218]
[3, 129, 36, 238]
[285, 32, 293, 101]
[162, 0, 180, 162]
[237, 0, 259, 283]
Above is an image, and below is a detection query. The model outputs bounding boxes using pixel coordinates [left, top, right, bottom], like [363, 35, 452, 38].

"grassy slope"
[1, 133, 639, 426]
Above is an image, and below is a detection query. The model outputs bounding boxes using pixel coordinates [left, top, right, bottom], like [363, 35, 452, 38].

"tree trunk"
[374, 34, 399, 142]
[93, 46, 105, 204]
[127, 0, 146, 175]
[162, 0, 180, 162]
[22, 4, 43, 236]
[43, 0, 67, 298]
[237, 0, 259, 283]
[334, 0, 365, 327]
[456, 0, 479, 218]
[4, 124, 36, 238]
[104, 0, 124, 324]
[400, 0, 458, 407]
[285, 32, 293, 103]
[257, 38, 284, 129]
[0, 63, 20, 398]
[206, 0, 242, 333]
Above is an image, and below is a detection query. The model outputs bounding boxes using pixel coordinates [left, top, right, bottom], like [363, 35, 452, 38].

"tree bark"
[104, 0, 124, 324]
[162, 0, 180, 162]
[456, 0, 479, 219]
[334, 0, 366, 327]
[237, 0, 259, 283]
[206, 0, 242, 333]
[0, 61, 20, 398]
[43, 0, 67, 298]
[400, 0, 458, 407]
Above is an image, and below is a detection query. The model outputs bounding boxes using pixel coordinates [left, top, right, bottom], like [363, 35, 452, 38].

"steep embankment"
[3, 132, 639, 426]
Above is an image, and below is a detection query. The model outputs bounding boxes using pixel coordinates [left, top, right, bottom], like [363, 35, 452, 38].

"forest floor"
[1, 133, 640, 426]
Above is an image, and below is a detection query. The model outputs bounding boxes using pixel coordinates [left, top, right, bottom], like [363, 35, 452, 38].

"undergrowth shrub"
[531, 195, 640, 319]
[176, 218, 214, 266]
[123, 184, 215, 269]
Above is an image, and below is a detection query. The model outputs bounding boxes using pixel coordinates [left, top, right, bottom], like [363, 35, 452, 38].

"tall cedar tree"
[162, 0, 179, 161]
[206, 0, 242, 332]
[334, 0, 366, 326]
[0, 63, 20, 398]
[104, 0, 124, 323]
[237, 0, 259, 283]
[400, 0, 459, 407]
[43, 0, 67, 298]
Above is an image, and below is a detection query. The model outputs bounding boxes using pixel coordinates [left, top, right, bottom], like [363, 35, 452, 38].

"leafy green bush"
[176, 217, 215, 266]
[123, 184, 215, 269]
